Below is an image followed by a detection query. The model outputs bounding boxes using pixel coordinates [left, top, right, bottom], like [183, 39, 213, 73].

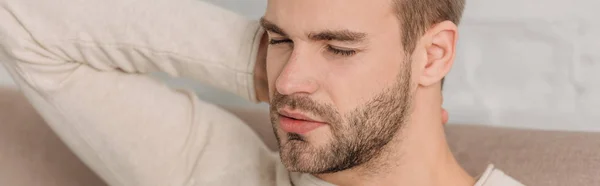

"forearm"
[0, 0, 263, 101]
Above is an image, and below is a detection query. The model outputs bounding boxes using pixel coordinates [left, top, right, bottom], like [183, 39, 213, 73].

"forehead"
[264, 0, 397, 35]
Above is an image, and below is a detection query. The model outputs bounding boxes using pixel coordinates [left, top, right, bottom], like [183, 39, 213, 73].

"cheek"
[324, 51, 404, 113]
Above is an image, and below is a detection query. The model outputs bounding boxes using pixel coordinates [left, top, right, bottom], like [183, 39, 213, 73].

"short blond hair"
[393, 0, 466, 54]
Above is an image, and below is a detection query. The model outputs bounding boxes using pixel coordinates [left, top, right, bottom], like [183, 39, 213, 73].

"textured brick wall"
[1, 0, 598, 131]
[445, 0, 600, 131]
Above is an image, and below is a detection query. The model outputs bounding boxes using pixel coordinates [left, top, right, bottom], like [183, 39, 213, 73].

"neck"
[314, 85, 474, 186]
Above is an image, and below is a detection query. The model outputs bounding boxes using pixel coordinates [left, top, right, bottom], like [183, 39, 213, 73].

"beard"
[269, 58, 413, 174]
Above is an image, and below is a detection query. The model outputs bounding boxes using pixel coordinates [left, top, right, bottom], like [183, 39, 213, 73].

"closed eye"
[269, 39, 293, 45]
[327, 45, 357, 56]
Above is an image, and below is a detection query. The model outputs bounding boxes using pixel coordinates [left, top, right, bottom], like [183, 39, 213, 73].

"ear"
[418, 21, 458, 87]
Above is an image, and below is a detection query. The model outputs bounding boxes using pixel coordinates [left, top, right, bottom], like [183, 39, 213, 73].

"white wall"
[447, 0, 600, 131]
[1, 0, 599, 131]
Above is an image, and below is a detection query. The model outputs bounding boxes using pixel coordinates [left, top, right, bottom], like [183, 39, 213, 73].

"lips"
[278, 109, 326, 134]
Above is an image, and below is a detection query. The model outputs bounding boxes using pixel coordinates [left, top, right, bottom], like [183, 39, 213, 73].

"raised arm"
[0, 0, 275, 185]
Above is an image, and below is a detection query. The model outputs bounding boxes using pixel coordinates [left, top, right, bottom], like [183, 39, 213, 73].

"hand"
[254, 33, 270, 103]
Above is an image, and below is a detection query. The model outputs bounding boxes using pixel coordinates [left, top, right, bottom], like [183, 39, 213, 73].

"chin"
[277, 135, 340, 173]
[279, 140, 321, 172]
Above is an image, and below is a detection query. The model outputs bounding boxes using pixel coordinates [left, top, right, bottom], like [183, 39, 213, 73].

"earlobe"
[419, 21, 458, 87]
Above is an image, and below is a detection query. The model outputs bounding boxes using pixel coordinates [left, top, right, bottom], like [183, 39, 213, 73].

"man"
[0, 0, 522, 185]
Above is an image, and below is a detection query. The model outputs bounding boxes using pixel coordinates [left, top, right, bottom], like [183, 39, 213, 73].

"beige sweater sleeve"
[0, 0, 277, 186]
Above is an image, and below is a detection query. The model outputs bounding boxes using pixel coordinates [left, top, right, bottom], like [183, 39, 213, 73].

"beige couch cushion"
[0, 87, 106, 186]
[447, 125, 600, 186]
[1, 87, 599, 186]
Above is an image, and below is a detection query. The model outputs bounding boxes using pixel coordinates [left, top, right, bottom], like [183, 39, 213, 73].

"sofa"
[1, 87, 599, 186]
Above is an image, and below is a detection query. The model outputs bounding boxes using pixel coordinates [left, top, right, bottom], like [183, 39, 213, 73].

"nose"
[275, 48, 320, 96]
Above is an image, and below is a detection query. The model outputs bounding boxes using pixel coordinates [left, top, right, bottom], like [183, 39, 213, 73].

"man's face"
[264, 0, 415, 173]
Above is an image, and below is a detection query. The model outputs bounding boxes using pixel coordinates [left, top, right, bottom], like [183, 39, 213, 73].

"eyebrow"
[308, 30, 366, 43]
[259, 17, 367, 43]
[260, 17, 288, 37]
